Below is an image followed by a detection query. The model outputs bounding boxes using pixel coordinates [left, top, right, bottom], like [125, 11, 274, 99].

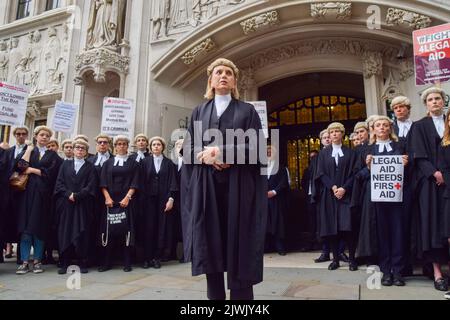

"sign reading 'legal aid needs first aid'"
[371, 155, 404, 202]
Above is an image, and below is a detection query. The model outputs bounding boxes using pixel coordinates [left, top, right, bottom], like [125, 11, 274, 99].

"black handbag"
[101, 205, 130, 247]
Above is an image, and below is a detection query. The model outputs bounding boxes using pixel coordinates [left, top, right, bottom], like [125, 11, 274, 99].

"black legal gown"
[54, 160, 98, 255]
[141, 155, 178, 255]
[99, 156, 140, 246]
[438, 144, 450, 239]
[267, 166, 289, 239]
[15, 148, 60, 240]
[314, 145, 357, 237]
[181, 99, 267, 290]
[410, 116, 447, 256]
[0, 148, 8, 241]
[354, 141, 406, 258]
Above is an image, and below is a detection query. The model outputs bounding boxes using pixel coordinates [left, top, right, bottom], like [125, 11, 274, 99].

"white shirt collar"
[431, 114, 445, 138]
[178, 156, 183, 171]
[136, 150, 146, 162]
[74, 158, 85, 174]
[114, 154, 128, 167]
[397, 118, 412, 125]
[376, 139, 393, 153]
[153, 154, 163, 172]
[331, 144, 344, 165]
[215, 94, 232, 118]
[38, 146, 47, 157]
[95, 151, 110, 166]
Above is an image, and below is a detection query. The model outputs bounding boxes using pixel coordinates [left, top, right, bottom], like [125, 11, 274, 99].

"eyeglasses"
[74, 146, 86, 150]
[97, 141, 109, 145]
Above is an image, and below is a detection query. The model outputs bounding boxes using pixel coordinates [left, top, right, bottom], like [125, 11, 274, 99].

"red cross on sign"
[394, 183, 402, 190]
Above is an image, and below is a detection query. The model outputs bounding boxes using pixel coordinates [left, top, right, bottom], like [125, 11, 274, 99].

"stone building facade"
[1, 0, 450, 188]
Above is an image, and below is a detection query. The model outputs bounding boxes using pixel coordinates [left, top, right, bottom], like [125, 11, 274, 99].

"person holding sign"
[410, 87, 449, 291]
[15, 126, 60, 275]
[363, 116, 409, 286]
[99, 135, 140, 272]
[315, 122, 358, 271]
[54, 140, 98, 274]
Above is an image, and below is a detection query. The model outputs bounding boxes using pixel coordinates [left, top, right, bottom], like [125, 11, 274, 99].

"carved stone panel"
[386, 8, 431, 30]
[75, 48, 130, 83]
[180, 38, 215, 65]
[362, 51, 383, 79]
[311, 2, 352, 20]
[240, 10, 279, 35]
[1, 25, 68, 97]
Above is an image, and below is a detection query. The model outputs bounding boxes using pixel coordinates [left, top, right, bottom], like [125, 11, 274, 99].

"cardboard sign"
[0, 81, 29, 126]
[51, 100, 78, 133]
[248, 101, 269, 138]
[101, 97, 135, 139]
[413, 23, 450, 85]
[371, 155, 404, 202]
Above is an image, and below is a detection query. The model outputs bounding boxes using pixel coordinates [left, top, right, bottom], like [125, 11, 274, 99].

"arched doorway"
[259, 72, 366, 249]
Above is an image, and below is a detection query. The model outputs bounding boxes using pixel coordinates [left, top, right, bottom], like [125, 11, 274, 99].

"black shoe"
[339, 253, 349, 263]
[393, 274, 405, 286]
[434, 278, 449, 291]
[278, 251, 287, 256]
[153, 259, 161, 269]
[349, 261, 358, 271]
[328, 261, 340, 270]
[444, 291, 450, 300]
[57, 267, 68, 275]
[314, 254, 330, 263]
[5, 253, 13, 259]
[123, 266, 132, 272]
[381, 273, 393, 286]
[98, 265, 111, 272]
[142, 261, 151, 269]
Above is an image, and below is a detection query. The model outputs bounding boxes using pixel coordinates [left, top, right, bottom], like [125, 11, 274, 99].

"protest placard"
[371, 155, 404, 202]
[0, 81, 29, 126]
[101, 97, 135, 139]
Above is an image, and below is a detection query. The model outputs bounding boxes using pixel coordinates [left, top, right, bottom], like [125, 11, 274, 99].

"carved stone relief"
[240, 39, 399, 73]
[362, 51, 383, 79]
[386, 8, 431, 30]
[311, 2, 352, 20]
[75, 48, 130, 83]
[0, 41, 8, 82]
[240, 10, 279, 35]
[180, 38, 215, 65]
[164, 0, 246, 38]
[1, 25, 68, 97]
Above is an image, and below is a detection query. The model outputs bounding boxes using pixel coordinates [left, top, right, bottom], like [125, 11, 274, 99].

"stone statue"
[170, 0, 194, 28]
[87, 0, 127, 50]
[152, 0, 171, 40]
[0, 41, 9, 82]
[8, 37, 20, 83]
[42, 27, 63, 91]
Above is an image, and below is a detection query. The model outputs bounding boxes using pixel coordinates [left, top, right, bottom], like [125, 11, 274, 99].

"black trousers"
[375, 202, 405, 275]
[206, 273, 254, 300]
[102, 235, 131, 268]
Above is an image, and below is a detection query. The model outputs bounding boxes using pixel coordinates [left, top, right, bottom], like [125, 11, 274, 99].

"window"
[46, 0, 61, 11]
[17, 0, 32, 20]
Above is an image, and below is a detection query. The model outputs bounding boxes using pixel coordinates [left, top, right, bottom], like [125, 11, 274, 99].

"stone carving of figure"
[8, 37, 20, 83]
[192, 0, 244, 25]
[87, 0, 127, 50]
[0, 41, 9, 82]
[13, 34, 34, 86]
[41, 27, 63, 91]
[152, 0, 171, 40]
[170, 0, 194, 28]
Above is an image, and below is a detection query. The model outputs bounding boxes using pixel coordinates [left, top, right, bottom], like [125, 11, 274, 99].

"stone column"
[0, 1, 11, 25]
[240, 67, 258, 101]
[362, 51, 384, 116]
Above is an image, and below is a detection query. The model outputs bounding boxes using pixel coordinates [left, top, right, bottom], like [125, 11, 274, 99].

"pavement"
[0, 252, 447, 300]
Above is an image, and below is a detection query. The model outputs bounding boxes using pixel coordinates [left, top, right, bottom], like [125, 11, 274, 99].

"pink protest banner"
[413, 23, 450, 85]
